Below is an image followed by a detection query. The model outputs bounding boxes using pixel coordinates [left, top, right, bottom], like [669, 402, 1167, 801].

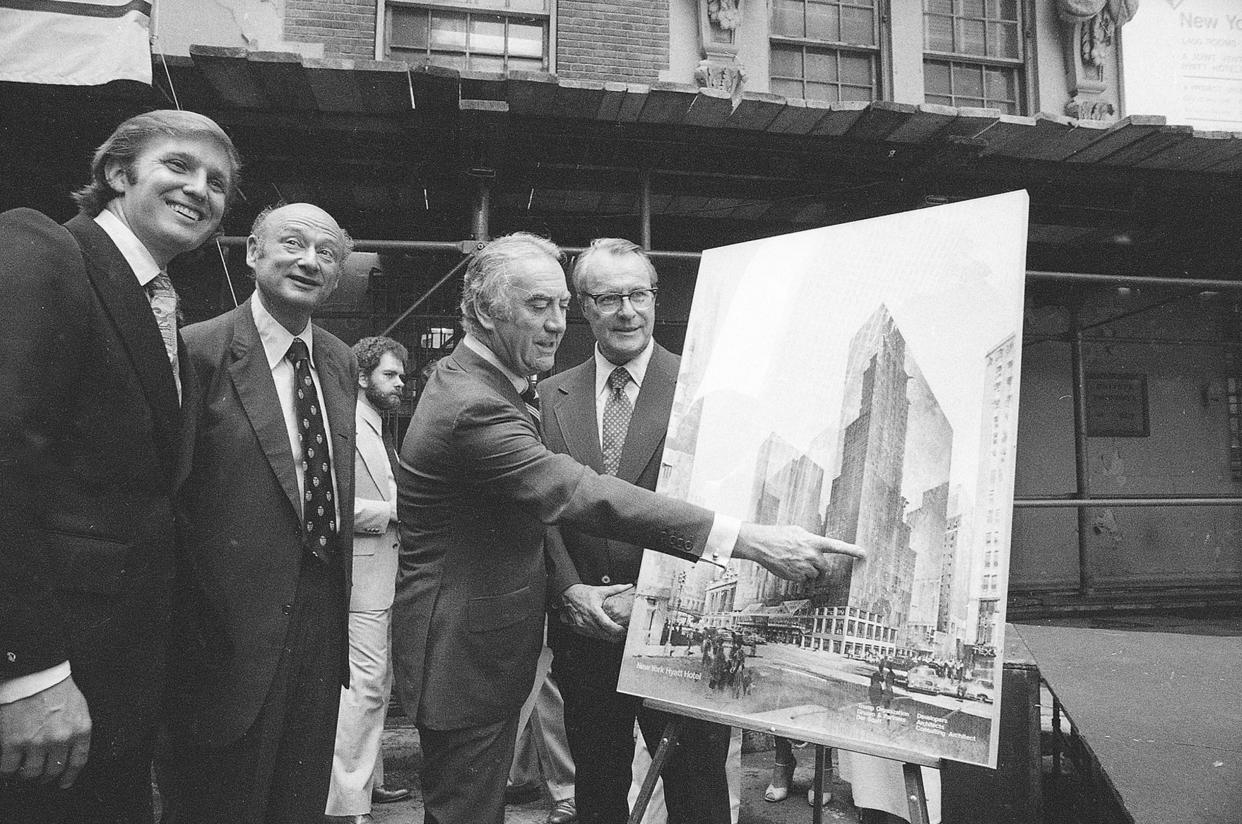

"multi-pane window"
[923, 0, 1025, 113]
[387, 0, 549, 73]
[770, 0, 881, 102]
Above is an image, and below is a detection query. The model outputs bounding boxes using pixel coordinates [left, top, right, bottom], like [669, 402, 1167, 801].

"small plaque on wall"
[1086, 373, 1149, 437]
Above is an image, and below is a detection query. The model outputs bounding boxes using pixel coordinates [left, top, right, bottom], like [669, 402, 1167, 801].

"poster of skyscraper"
[615, 191, 1028, 768]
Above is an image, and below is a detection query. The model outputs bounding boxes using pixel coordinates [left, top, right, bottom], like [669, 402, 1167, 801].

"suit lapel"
[227, 301, 303, 520]
[551, 362, 606, 473]
[617, 344, 677, 483]
[355, 410, 390, 501]
[65, 214, 181, 475]
[314, 327, 356, 528]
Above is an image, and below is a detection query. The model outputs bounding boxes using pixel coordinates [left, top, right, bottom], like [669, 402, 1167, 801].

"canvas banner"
[0, 0, 152, 86]
[616, 192, 1029, 768]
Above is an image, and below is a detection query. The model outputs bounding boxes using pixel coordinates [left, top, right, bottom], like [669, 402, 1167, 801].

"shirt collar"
[94, 208, 163, 288]
[251, 293, 313, 371]
[463, 334, 529, 393]
[594, 339, 654, 398]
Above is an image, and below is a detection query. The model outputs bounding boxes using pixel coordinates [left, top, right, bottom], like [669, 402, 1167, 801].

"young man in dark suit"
[161, 203, 358, 824]
[0, 110, 240, 823]
[391, 233, 865, 824]
[539, 238, 733, 824]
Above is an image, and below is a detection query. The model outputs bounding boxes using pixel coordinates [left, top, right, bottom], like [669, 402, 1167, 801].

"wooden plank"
[246, 51, 316, 112]
[1203, 141, 1242, 172]
[844, 101, 918, 143]
[974, 113, 1038, 157]
[303, 57, 366, 113]
[765, 97, 832, 135]
[1099, 125, 1195, 167]
[189, 45, 267, 109]
[459, 69, 507, 102]
[884, 104, 959, 144]
[409, 63, 460, 118]
[682, 88, 734, 129]
[301, 58, 415, 114]
[935, 106, 1001, 139]
[1143, 130, 1242, 171]
[723, 91, 785, 131]
[807, 100, 869, 136]
[553, 77, 606, 121]
[986, 114, 1109, 162]
[1063, 115, 1169, 163]
[638, 81, 698, 125]
[506, 70, 559, 116]
[616, 83, 650, 123]
[595, 81, 629, 122]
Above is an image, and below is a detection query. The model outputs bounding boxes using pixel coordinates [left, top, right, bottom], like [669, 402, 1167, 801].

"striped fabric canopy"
[0, 0, 152, 85]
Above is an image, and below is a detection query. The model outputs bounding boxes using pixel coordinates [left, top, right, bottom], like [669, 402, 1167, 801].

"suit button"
[601, 575, 611, 584]
[282, 603, 293, 615]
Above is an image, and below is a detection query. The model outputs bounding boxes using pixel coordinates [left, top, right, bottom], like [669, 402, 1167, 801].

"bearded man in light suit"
[325, 335, 412, 824]
[391, 232, 865, 824]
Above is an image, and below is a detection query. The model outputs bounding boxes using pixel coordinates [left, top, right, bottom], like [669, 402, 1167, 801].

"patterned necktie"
[602, 366, 633, 476]
[146, 272, 181, 401]
[521, 380, 541, 426]
[287, 338, 336, 565]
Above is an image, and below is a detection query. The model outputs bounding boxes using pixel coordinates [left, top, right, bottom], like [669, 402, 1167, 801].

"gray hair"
[570, 237, 657, 293]
[460, 232, 564, 337]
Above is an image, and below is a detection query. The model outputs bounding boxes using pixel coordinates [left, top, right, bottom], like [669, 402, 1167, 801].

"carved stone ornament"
[696, 0, 747, 98]
[1058, 0, 1139, 121]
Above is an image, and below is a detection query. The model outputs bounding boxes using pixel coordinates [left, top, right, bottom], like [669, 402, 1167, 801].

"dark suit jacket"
[392, 340, 711, 730]
[169, 297, 356, 747]
[540, 343, 680, 678]
[0, 208, 188, 761]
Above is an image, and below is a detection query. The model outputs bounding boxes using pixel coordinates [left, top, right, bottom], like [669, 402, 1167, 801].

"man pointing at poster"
[391, 232, 865, 824]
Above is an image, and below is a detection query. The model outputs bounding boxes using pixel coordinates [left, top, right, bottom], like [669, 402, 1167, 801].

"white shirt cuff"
[705, 514, 741, 566]
[0, 662, 72, 704]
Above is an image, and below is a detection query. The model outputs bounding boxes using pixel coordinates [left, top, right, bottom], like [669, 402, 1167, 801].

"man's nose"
[615, 296, 637, 318]
[546, 303, 567, 332]
[183, 168, 208, 199]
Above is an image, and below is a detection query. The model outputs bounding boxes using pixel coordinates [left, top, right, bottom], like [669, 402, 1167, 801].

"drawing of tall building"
[816, 306, 914, 624]
[748, 433, 827, 603]
[968, 335, 1018, 648]
[905, 482, 950, 648]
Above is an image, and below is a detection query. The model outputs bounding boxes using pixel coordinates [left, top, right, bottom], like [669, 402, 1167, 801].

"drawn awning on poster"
[617, 191, 1029, 769]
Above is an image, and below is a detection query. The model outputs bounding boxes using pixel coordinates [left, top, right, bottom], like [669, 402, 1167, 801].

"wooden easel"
[627, 713, 935, 824]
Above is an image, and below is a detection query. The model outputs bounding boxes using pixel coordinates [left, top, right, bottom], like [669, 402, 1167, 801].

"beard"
[364, 383, 402, 412]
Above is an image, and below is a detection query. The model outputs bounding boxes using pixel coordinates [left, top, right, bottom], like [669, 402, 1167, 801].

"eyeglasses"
[579, 288, 658, 314]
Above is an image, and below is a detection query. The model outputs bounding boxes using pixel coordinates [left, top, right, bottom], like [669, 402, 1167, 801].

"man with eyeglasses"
[539, 238, 734, 824]
[391, 233, 865, 824]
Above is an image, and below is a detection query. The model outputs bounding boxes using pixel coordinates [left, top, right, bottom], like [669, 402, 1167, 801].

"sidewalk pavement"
[371, 723, 862, 823]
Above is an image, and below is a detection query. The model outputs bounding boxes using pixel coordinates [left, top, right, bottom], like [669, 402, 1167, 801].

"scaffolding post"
[1068, 299, 1094, 595]
[470, 170, 493, 242]
[639, 165, 652, 251]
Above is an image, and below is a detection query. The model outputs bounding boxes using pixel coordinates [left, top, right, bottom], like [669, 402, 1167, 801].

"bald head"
[246, 202, 352, 333]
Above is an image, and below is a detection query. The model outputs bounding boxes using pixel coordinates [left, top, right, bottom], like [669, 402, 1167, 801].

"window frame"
[383, 0, 555, 73]
[921, 0, 1035, 115]
[767, 0, 892, 104]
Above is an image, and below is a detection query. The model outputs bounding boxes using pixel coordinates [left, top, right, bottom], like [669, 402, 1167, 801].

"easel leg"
[903, 762, 931, 824]
[811, 745, 828, 824]
[626, 719, 681, 824]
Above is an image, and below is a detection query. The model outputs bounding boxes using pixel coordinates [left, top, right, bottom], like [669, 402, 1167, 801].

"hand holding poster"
[616, 191, 1029, 768]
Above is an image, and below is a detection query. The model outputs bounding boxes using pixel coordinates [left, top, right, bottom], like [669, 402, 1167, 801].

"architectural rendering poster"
[616, 191, 1028, 768]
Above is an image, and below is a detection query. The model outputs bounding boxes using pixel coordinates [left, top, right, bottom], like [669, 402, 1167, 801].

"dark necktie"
[521, 380, 541, 426]
[602, 366, 632, 476]
[146, 271, 181, 401]
[287, 338, 336, 565]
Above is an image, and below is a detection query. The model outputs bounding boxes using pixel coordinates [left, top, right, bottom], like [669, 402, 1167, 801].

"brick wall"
[284, 0, 376, 60]
[557, 0, 669, 83]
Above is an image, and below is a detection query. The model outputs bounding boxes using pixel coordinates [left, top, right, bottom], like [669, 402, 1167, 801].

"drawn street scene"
[616, 192, 1029, 767]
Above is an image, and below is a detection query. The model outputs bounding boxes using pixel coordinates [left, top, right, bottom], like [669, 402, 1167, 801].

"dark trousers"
[0, 733, 155, 824]
[417, 715, 520, 824]
[553, 633, 732, 824]
[159, 558, 344, 824]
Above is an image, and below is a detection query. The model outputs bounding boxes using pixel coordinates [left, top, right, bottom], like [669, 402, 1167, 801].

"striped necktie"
[520, 380, 540, 426]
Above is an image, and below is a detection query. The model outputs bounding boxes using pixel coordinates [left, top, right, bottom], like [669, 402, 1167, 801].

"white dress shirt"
[251, 294, 340, 522]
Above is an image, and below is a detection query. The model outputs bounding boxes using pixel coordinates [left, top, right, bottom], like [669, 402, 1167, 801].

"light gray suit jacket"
[351, 400, 399, 612]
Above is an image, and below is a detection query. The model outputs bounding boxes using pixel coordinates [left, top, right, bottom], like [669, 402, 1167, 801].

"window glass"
[773, 0, 805, 37]
[841, 6, 874, 45]
[806, 1, 839, 41]
[470, 16, 506, 55]
[430, 12, 467, 50]
[391, 10, 429, 48]
[509, 20, 544, 58]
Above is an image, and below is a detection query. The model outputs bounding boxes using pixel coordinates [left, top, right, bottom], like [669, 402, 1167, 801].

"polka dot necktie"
[602, 366, 632, 476]
[287, 337, 335, 565]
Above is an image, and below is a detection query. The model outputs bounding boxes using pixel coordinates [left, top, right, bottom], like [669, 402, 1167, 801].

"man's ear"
[103, 158, 128, 194]
[357, 369, 369, 390]
[475, 301, 499, 332]
[245, 235, 259, 270]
